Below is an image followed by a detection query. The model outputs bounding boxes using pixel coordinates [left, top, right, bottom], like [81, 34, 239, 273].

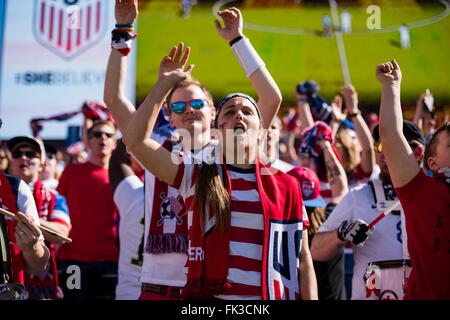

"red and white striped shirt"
[218, 166, 263, 299]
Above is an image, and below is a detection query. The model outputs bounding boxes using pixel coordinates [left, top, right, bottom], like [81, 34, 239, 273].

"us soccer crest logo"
[33, 0, 108, 60]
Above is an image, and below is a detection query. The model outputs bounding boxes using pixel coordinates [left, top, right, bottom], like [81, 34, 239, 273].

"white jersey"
[318, 180, 404, 299]
[114, 175, 144, 300]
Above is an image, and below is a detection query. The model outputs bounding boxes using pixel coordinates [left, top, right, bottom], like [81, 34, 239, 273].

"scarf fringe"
[145, 233, 188, 254]
[181, 279, 231, 299]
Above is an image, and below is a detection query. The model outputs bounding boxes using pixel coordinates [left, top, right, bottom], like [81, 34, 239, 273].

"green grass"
[136, 1, 450, 112]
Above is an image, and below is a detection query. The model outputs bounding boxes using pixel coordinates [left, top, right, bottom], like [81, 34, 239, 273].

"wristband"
[347, 112, 360, 118]
[115, 23, 134, 28]
[229, 35, 243, 47]
[111, 29, 137, 56]
[231, 37, 265, 78]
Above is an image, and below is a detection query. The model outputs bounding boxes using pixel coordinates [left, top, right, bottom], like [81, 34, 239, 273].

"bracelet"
[231, 37, 265, 78]
[347, 112, 360, 118]
[229, 35, 243, 47]
[115, 23, 134, 28]
[111, 29, 137, 56]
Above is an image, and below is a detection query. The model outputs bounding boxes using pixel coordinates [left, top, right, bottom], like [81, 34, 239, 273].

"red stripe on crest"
[96, 1, 101, 32]
[49, 6, 54, 40]
[86, 5, 91, 40]
[57, 9, 63, 47]
[66, 25, 71, 52]
[76, 10, 81, 46]
[40, 1, 45, 33]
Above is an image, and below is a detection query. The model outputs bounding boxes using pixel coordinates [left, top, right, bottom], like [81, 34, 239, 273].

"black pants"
[58, 260, 118, 300]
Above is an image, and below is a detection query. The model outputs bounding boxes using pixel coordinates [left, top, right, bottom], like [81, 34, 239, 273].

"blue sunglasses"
[169, 99, 208, 114]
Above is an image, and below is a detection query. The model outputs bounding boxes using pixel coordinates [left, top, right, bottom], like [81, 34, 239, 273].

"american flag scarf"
[146, 140, 188, 254]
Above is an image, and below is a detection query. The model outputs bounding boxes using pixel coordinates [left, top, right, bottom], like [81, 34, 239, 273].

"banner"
[0, 0, 136, 139]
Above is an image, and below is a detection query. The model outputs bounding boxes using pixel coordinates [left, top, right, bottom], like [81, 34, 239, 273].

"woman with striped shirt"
[123, 8, 317, 300]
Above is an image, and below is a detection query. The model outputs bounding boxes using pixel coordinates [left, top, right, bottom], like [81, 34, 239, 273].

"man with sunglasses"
[0, 120, 50, 299]
[311, 120, 425, 299]
[7, 136, 70, 299]
[57, 120, 119, 300]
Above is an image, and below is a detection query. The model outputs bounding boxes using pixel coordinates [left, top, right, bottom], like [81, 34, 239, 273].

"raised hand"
[331, 95, 346, 123]
[215, 7, 243, 42]
[115, 0, 138, 25]
[158, 43, 194, 86]
[340, 84, 359, 113]
[376, 59, 402, 87]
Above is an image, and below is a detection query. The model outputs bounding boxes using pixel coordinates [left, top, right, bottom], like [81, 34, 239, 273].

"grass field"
[136, 0, 450, 113]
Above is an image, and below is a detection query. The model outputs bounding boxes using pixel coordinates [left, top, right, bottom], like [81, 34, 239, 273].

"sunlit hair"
[424, 121, 450, 171]
[87, 120, 116, 135]
[166, 77, 214, 114]
[335, 127, 360, 173]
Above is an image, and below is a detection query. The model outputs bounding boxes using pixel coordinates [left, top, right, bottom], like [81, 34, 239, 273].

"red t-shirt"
[395, 170, 450, 299]
[57, 162, 118, 262]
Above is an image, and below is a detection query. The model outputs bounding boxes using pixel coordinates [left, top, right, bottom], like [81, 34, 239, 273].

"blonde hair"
[335, 128, 359, 172]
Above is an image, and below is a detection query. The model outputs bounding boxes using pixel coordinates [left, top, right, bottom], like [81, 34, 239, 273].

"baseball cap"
[7, 136, 46, 162]
[296, 80, 319, 95]
[373, 120, 425, 146]
[288, 166, 326, 208]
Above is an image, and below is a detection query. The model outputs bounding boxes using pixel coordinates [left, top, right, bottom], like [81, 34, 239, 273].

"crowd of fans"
[0, 0, 448, 301]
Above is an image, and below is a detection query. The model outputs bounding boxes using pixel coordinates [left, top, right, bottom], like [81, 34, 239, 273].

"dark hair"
[424, 122, 450, 170]
[194, 164, 230, 234]
[166, 77, 214, 114]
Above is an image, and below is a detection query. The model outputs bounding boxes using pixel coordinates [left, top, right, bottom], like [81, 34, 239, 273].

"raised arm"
[296, 94, 315, 132]
[341, 84, 375, 175]
[123, 44, 194, 185]
[330, 95, 345, 139]
[103, 0, 138, 133]
[215, 7, 282, 129]
[319, 140, 348, 203]
[376, 60, 420, 187]
[109, 139, 135, 193]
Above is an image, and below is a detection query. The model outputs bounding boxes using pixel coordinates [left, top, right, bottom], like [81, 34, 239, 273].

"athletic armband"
[111, 29, 137, 56]
[231, 37, 265, 78]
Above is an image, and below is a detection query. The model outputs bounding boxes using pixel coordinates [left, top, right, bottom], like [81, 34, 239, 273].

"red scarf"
[182, 161, 306, 300]
[26, 179, 59, 287]
[0, 172, 24, 284]
[146, 140, 188, 254]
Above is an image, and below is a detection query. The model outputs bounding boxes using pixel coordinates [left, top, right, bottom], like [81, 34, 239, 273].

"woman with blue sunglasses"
[124, 7, 317, 300]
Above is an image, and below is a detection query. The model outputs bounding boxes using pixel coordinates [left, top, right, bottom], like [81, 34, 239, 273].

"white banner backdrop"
[0, 0, 136, 139]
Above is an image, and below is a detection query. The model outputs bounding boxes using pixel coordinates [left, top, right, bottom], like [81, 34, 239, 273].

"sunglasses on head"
[12, 150, 39, 159]
[89, 131, 114, 139]
[169, 99, 208, 114]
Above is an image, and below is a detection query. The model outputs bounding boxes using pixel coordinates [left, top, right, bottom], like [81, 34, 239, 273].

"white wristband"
[231, 37, 265, 78]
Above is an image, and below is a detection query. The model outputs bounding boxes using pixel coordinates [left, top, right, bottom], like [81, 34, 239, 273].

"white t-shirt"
[114, 175, 144, 300]
[318, 180, 404, 299]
